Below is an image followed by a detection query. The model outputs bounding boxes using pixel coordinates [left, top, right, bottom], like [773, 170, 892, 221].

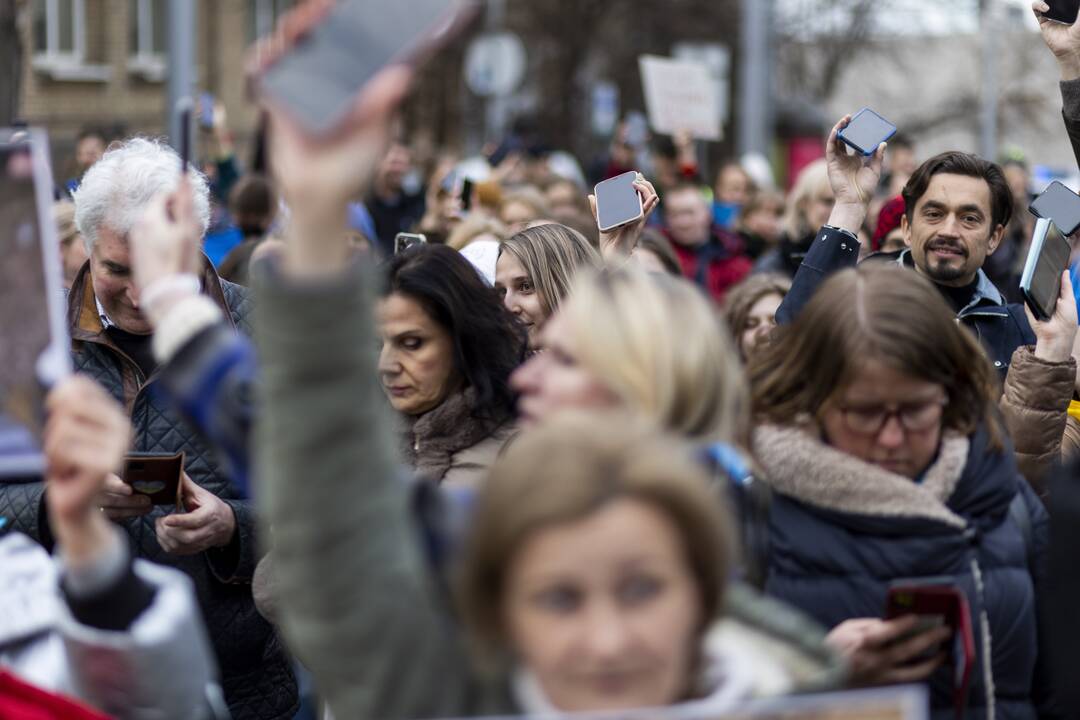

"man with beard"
[777, 117, 1078, 491]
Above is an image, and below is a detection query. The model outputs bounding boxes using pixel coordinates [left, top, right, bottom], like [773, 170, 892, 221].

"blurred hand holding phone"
[257, 0, 480, 137]
[0, 128, 71, 477]
[1021, 181, 1080, 321]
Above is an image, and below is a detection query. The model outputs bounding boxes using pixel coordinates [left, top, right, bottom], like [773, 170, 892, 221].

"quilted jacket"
[0, 260, 297, 720]
[753, 424, 1054, 720]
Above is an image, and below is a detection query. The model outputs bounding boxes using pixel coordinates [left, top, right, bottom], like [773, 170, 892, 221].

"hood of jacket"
[751, 423, 1019, 534]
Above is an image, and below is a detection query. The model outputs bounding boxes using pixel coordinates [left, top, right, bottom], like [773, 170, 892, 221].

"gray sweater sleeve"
[252, 260, 489, 720]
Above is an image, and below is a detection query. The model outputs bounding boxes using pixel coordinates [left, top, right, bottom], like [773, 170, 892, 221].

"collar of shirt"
[95, 295, 115, 330]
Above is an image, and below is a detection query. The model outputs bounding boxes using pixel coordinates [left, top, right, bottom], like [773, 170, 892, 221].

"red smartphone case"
[885, 583, 975, 720]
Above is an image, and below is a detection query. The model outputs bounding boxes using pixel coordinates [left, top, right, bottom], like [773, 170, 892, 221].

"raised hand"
[1028, 271, 1079, 362]
[590, 173, 660, 261]
[129, 174, 203, 327]
[1032, 1, 1080, 80]
[824, 114, 886, 235]
[249, 0, 414, 277]
[43, 376, 132, 568]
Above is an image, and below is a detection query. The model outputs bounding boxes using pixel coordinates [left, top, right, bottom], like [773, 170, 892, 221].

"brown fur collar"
[751, 424, 970, 529]
[399, 388, 508, 482]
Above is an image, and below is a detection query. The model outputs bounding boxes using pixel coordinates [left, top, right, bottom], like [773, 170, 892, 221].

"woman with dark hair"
[380, 243, 525, 485]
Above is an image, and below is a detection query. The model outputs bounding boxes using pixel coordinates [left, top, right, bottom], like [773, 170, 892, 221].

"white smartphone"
[594, 171, 643, 233]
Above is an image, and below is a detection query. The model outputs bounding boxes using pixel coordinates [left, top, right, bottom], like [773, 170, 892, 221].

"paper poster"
[639, 54, 722, 141]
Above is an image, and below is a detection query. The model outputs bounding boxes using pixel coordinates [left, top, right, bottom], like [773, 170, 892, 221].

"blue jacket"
[776, 226, 1036, 378]
[753, 423, 1054, 720]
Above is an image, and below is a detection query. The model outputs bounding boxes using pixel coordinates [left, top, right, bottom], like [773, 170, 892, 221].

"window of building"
[129, 0, 167, 81]
[32, 0, 109, 80]
[249, 0, 296, 44]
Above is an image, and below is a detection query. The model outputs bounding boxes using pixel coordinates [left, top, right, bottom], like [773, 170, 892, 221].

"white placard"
[639, 54, 722, 141]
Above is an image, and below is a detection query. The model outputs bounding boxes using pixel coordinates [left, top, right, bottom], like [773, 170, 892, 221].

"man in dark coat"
[0, 138, 297, 720]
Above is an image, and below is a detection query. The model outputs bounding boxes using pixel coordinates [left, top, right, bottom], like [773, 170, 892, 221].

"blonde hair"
[446, 214, 509, 251]
[456, 411, 734, 666]
[781, 159, 831, 239]
[499, 186, 550, 223]
[498, 223, 601, 316]
[563, 266, 747, 444]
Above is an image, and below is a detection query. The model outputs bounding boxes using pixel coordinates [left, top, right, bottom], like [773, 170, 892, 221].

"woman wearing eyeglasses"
[748, 264, 1052, 720]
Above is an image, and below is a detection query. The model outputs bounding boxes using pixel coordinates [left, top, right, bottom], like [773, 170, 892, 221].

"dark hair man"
[775, 115, 1078, 490]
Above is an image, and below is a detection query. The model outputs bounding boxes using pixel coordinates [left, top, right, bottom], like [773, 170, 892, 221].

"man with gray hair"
[0, 138, 298, 720]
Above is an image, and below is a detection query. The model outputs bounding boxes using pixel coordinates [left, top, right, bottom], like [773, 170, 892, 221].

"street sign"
[465, 32, 526, 97]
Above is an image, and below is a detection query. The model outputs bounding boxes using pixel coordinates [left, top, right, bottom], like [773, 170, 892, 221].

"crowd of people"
[7, 1, 1080, 719]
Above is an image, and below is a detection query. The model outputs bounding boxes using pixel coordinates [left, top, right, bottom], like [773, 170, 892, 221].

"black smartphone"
[394, 232, 427, 254]
[1042, 0, 1080, 24]
[594, 171, 643, 232]
[176, 98, 193, 173]
[460, 177, 473, 212]
[122, 451, 185, 506]
[1021, 219, 1072, 321]
[838, 108, 897, 156]
[258, 0, 480, 136]
[1030, 180, 1080, 236]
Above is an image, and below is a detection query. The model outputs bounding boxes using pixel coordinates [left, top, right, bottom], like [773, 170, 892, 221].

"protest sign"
[639, 54, 723, 141]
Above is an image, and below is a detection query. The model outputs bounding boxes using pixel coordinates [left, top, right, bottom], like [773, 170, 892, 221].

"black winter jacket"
[753, 424, 1054, 720]
[775, 225, 1035, 379]
[0, 261, 298, 720]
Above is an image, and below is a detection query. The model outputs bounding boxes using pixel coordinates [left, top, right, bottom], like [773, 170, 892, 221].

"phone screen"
[1030, 181, 1080, 236]
[259, 0, 477, 135]
[0, 129, 70, 477]
[594, 171, 643, 231]
[1028, 230, 1071, 319]
[839, 109, 896, 155]
[1044, 0, 1080, 23]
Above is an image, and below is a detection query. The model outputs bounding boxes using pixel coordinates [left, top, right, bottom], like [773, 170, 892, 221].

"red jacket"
[669, 228, 753, 303]
[0, 671, 110, 719]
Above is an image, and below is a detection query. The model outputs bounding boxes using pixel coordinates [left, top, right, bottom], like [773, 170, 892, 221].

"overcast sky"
[776, 0, 1043, 36]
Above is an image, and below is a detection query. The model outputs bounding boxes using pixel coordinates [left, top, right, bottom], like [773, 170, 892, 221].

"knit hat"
[872, 195, 905, 252]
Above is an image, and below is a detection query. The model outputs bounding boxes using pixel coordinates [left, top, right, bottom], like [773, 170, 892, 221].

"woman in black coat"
[749, 264, 1055, 720]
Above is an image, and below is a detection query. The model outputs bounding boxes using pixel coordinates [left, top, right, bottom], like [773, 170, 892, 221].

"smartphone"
[885, 579, 975, 719]
[1041, 0, 1080, 24]
[1030, 180, 1080, 236]
[258, 0, 480, 136]
[594, 171, 643, 232]
[460, 177, 474, 212]
[1020, 218, 1072, 321]
[198, 92, 215, 129]
[122, 451, 184, 506]
[0, 128, 71, 477]
[838, 108, 897, 156]
[394, 232, 427, 254]
[176, 97, 193, 173]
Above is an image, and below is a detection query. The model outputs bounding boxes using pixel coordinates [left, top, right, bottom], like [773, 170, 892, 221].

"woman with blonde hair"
[754, 159, 834, 278]
[495, 223, 601, 349]
[512, 264, 746, 445]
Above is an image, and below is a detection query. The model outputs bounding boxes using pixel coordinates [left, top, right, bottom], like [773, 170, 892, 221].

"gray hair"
[73, 137, 211, 252]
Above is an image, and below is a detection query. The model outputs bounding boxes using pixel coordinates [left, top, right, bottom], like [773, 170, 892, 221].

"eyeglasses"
[837, 397, 947, 436]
